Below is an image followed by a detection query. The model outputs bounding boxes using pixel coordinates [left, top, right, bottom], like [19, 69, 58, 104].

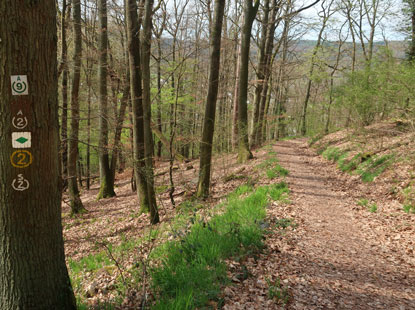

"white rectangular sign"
[12, 132, 31, 148]
[11, 75, 29, 95]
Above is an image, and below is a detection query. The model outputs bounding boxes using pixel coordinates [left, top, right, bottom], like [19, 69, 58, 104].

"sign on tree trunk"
[0, 1, 76, 308]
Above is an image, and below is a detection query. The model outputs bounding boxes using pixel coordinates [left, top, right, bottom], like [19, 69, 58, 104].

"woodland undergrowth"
[70, 148, 290, 309]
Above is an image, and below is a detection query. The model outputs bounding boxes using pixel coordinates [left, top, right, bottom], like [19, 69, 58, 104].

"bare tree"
[300, 0, 336, 136]
[97, 0, 116, 199]
[237, 0, 260, 163]
[197, 0, 226, 198]
[141, 0, 160, 224]
[68, 0, 86, 213]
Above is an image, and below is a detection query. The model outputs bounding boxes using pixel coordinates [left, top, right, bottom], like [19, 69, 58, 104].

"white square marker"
[12, 132, 31, 148]
[11, 75, 29, 95]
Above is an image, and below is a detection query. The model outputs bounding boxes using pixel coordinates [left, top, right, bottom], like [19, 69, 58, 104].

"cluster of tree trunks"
[2, 0, 408, 307]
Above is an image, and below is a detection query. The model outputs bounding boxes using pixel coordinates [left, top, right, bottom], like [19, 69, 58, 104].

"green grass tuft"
[275, 218, 297, 229]
[369, 203, 378, 213]
[403, 204, 415, 213]
[356, 154, 394, 182]
[150, 181, 289, 309]
[357, 198, 369, 207]
[338, 153, 362, 172]
[267, 182, 290, 201]
[266, 277, 290, 305]
[321, 146, 394, 183]
[322, 147, 348, 162]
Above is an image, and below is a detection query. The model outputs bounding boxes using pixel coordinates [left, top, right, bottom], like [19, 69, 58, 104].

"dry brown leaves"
[224, 138, 414, 310]
[63, 123, 415, 309]
[62, 146, 275, 308]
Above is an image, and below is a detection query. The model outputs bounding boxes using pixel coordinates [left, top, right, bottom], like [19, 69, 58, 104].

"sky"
[298, 0, 406, 42]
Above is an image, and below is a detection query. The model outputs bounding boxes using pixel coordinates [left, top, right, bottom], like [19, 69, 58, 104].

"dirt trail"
[224, 139, 415, 310]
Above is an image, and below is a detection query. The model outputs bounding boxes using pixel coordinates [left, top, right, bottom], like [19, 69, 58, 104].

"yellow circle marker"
[10, 150, 33, 168]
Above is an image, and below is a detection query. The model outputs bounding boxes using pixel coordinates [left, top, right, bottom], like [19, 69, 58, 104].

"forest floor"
[223, 138, 415, 310]
[63, 122, 415, 309]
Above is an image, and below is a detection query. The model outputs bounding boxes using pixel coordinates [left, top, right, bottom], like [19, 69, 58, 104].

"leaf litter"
[63, 129, 415, 309]
[223, 138, 414, 310]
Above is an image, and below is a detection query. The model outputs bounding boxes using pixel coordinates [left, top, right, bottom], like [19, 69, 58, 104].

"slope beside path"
[223, 139, 415, 310]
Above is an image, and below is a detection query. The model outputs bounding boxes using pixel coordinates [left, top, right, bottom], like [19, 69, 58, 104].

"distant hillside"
[158, 37, 407, 60]
[293, 39, 408, 59]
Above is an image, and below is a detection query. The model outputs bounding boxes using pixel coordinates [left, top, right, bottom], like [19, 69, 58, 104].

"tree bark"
[110, 73, 130, 184]
[61, 0, 70, 189]
[141, 0, 160, 224]
[257, 0, 281, 145]
[126, 0, 151, 213]
[0, 1, 76, 308]
[250, 0, 270, 148]
[97, 0, 116, 199]
[68, 0, 86, 214]
[237, 0, 259, 163]
[232, 27, 242, 150]
[196, 0, 226, 198]
[155, 29, 164, 158]
[277, 14, 290, 139]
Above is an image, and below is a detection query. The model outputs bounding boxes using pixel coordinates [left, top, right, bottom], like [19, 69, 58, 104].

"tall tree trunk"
[108, 27, 129, 182]
[84, 0, 93, 190]
[0, 1, 76, 308]
[325, 35, 343, 134]
[196, 0, 226, 198]
[141, 0, 160, 224]
[156, 34, 163, 158]
[250, 0, 270, 148]
[86, 79, 92, 190]
[343, 0, 357, 127]
[277, 33, 289, 139]
[97, 0, 116, 199]
[110, 73, 130, 183]
[257, 0, 281, 145]
[61, 0, 69, 189]
[232, 14, 242, 150]
[261, 75, 273, 141]
[126, 0, 151, 213]
[68, 0, 85, 214]
[237, 0, 260, 163]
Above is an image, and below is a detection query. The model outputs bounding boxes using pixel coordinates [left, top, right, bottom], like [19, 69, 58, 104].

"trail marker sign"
[12, 110, 28, 129]
[11, 75, 28, 95]
[12, 132, 31, 148]
[12, 174, 30, 191]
